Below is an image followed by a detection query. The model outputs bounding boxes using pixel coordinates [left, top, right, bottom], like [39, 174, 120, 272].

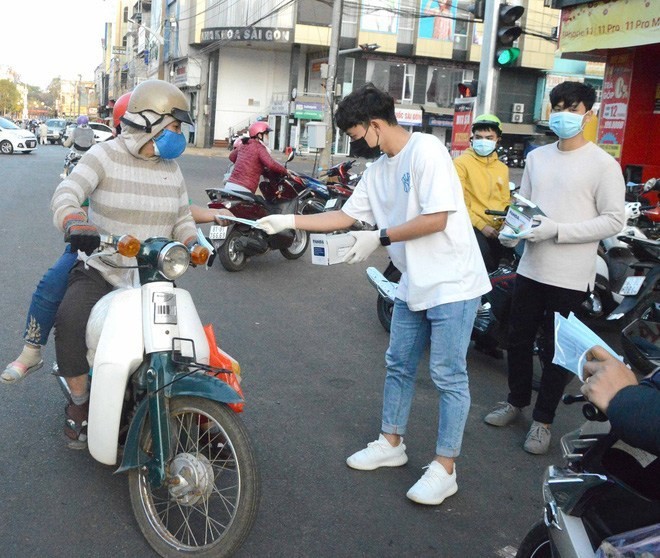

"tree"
[0, 79, 21, 115]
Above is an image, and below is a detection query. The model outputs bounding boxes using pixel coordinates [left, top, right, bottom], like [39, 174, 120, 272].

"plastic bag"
[595, 523, 660, 557]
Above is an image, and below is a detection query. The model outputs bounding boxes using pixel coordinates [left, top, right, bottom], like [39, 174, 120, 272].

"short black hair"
[472, 123, 502, 137]
[549, 81, 596, 111]
[335, 83, 398, 132]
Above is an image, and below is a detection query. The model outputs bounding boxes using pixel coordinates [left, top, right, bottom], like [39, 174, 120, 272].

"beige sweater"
[517, 141, 625, 292]
[51, 136, 197, 287]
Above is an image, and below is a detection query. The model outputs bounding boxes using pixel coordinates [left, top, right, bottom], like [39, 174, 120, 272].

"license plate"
[619, 275, 645, 296]
[209, 225, 228, 240]
[325, 198, 338, 210]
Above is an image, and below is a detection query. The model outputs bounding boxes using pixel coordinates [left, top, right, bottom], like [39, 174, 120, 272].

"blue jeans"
[382, 296, 480, 458]
[23, 245, 78, 346]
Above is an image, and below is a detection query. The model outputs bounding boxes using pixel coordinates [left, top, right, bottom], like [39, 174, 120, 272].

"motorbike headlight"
[158, 242, 190, 280]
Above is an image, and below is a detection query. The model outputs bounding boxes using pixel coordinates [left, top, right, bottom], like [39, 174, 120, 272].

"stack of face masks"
[553, 312, 623, 381]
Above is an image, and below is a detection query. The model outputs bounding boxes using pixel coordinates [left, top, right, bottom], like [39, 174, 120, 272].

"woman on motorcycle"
[224, 121, 290, 194]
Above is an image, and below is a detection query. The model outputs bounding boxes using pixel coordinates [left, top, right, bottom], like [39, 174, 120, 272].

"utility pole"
[475, 0, 501, 115]
[318, 0, 343, 172]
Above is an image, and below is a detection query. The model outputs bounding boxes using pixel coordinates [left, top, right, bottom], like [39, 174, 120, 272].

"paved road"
[0, 144, 611, 557]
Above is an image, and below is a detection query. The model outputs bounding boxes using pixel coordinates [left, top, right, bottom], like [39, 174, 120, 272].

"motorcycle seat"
[218, 188, 268, 207]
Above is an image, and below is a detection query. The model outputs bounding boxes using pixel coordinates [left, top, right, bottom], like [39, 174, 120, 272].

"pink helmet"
[233, 137, 243, 149]
[248, 121, 271, 138]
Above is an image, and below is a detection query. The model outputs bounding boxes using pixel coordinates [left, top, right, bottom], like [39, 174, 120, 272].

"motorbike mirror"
[643, 178, 657, 192]
[509, 181, 516, 191]
[190, 244, 210, 266]
[286, 150, 295, 163]
[117, 235, 141, 258]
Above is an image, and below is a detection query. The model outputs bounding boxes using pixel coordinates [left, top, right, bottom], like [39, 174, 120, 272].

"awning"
[419, 104, 454, 116]
[501, 123, 539, 135]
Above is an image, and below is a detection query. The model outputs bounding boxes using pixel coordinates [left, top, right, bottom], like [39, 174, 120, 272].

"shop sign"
[450, 97, 475, 158]
[429, 116, 453, 127]
[597, 51, 633, 161]
[271, 99, 289, 116]
[395, 108, 423, 127]
[201, 27, 293, 43]
[294, 101, 324, 120]
[559, 0, 659, 53]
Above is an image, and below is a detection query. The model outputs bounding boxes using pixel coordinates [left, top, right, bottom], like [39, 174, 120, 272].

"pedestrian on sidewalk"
[483, 81, 625, 454]
[256, 83, 491, 505]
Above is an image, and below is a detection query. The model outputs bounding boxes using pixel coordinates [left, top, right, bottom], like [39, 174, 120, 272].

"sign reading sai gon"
[201, 27, 293, 44]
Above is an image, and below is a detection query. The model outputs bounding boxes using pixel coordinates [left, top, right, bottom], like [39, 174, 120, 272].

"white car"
[90, 122, 115, 142]
[0, 117, 38, 154]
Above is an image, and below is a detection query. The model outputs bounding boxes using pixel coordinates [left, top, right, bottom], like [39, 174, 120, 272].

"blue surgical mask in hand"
[472, 139, 497, 157]
[553, 312, 622, 381]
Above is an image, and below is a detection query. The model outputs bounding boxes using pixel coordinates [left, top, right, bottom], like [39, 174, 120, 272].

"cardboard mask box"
[310, 233, 356, 265]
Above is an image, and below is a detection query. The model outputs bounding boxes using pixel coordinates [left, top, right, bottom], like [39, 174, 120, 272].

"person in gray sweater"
[484, 81, 625, 454]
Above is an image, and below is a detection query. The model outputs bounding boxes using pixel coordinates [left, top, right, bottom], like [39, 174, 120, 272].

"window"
[123, 7, 128, 23]
[426, 67, 474, 107]
[367, 60, 416, 104]
[342, 58, 355, 97]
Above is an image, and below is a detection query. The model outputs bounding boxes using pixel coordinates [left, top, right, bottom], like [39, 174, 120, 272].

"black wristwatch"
[379, 228, 391, 246]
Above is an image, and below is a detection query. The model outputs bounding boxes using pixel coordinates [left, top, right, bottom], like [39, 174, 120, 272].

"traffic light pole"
[476, 0, 502, 116]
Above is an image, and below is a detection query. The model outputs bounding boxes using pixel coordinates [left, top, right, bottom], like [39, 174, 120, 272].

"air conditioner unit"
[511, 113, 524, 123]
[512, 103, 525, 113]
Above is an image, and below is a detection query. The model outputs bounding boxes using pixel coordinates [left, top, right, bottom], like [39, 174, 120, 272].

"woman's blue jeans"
[382, 296, 480, 458]
[23, 245, 77, 346]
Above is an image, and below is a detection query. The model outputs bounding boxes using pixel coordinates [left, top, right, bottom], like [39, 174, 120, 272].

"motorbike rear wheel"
[280, 229, 309, 260]
[515, 520, 551, 558]
[377, 294, 393, 333]
[218, 229, 248, 272]
[128, 397, 261, 558]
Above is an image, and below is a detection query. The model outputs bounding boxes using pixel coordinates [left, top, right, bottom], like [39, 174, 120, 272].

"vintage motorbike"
[56, 234, 260, 557]
[205, 154, 311, 271]
[515, 311, 660, 558]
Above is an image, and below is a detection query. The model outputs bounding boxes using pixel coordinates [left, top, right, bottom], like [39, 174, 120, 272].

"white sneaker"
[346, 434, 408, 471]
[406, 462, 458, 505]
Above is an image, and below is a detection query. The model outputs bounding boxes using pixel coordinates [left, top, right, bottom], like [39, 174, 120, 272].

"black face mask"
[349, 137, 381, 159]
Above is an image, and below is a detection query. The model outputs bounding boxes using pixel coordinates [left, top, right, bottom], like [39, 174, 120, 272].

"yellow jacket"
[454, 148, 510, 231]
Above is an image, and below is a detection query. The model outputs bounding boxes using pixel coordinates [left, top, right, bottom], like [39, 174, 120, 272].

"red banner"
[450, 97, 475, 158]
[597, 51, 633, 161]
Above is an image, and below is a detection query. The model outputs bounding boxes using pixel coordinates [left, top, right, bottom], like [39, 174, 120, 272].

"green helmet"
[472, 113, 502, 135]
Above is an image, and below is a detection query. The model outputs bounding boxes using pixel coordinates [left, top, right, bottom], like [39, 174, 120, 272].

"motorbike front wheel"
[515, 520, 551, 558]
[128, 397, 261, 558]
[377, 294, 393, 333]
[218, 229, 248, 272]
[280, 229, 309, 260]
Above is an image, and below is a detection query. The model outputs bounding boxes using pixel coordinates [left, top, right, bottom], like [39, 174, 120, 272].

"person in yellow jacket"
[454, 113, 511, 272]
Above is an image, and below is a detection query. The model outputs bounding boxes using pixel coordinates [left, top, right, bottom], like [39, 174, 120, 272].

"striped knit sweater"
[51, 135, 197, 287]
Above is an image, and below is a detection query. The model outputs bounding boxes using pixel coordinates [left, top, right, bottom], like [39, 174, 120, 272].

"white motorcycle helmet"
[121, 79, 193, 133]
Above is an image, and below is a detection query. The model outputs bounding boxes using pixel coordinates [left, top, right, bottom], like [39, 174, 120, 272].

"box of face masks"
[310, 233, 356, 265]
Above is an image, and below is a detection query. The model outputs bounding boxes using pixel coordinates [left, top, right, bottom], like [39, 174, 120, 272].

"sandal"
[1, 359, 44, 384]
[64, 401, 89, 450]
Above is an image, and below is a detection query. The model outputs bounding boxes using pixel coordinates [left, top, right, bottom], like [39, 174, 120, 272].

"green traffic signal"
[497, 47, 521, 66]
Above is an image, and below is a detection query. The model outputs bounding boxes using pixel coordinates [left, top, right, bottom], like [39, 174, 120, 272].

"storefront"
[556, 0, 660, 180]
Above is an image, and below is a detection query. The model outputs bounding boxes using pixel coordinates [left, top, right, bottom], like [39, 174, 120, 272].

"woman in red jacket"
[225, 121, 289, 194]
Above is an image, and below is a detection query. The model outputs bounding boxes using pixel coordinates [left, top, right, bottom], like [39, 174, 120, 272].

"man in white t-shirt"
[484, 81, 625, 455]
[256, 84, 491, 506]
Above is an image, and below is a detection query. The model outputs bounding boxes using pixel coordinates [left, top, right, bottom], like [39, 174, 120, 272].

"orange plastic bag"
[203, 324, 244, 413]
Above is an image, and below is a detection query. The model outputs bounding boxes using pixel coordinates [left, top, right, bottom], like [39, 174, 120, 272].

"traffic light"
[495, 4, 524, 67]
[458, 80, 478, 98]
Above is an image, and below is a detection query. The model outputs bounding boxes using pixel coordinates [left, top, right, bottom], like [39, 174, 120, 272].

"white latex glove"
[524, 215, 558, 243]
[255, 214, 296, 235]
[342, 230, 381, 264]
[498, 225, 520, 248]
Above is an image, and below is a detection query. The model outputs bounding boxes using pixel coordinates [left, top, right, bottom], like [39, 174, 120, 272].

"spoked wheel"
[280, 229, 309, 260]
[128, 397, 260, 558]
[515, 521, 551, 558]
[218, 229, 248, 271]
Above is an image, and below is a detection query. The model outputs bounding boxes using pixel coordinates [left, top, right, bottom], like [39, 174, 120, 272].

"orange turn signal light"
[117, 235, 141, 258]
[191, 245, 210, 266]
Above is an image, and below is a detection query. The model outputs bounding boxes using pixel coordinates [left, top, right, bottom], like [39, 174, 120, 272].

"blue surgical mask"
[549, 112, 584, 139]
[153, 129, 187, 159]
[472, 138, 497, 157]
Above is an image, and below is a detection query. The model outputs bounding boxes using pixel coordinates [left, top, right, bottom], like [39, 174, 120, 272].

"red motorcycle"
[205, 157, 310, 271]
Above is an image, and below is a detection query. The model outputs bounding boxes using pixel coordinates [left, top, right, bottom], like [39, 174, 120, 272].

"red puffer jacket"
[227, 139, 288, 193]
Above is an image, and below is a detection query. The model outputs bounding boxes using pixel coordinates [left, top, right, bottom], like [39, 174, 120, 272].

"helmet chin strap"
[120, 112, 166, 134]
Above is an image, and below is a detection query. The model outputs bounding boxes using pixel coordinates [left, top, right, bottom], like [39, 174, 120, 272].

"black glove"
[63, 212, 100, 255]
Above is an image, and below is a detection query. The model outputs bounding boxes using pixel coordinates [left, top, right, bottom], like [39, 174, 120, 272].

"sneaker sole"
[406, 483, 458, 506]
[346, 454, 408, 471]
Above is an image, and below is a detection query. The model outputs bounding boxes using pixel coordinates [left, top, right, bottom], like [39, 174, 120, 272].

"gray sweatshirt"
[517, 141, 625, 292]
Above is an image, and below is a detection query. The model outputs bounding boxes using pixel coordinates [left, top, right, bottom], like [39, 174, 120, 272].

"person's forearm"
[608, 385, 660, 455]
[386, 212, 448, 242]
[293, 210, 356, 232]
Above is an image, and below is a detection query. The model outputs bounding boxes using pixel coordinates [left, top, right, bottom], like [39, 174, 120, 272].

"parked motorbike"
[515, 310, 660, 558]
[625, 178, 659, 239]
[55, 234, 260, 557]
[205, 153, 310, 271]
[60, 151, 82, 178]
[320, 159, 361, 190]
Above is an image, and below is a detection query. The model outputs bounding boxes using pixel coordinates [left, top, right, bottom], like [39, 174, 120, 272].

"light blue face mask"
[472, 138, 497, 157]
[549, 112, 584, 139]
[153, 129, 187, 159]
